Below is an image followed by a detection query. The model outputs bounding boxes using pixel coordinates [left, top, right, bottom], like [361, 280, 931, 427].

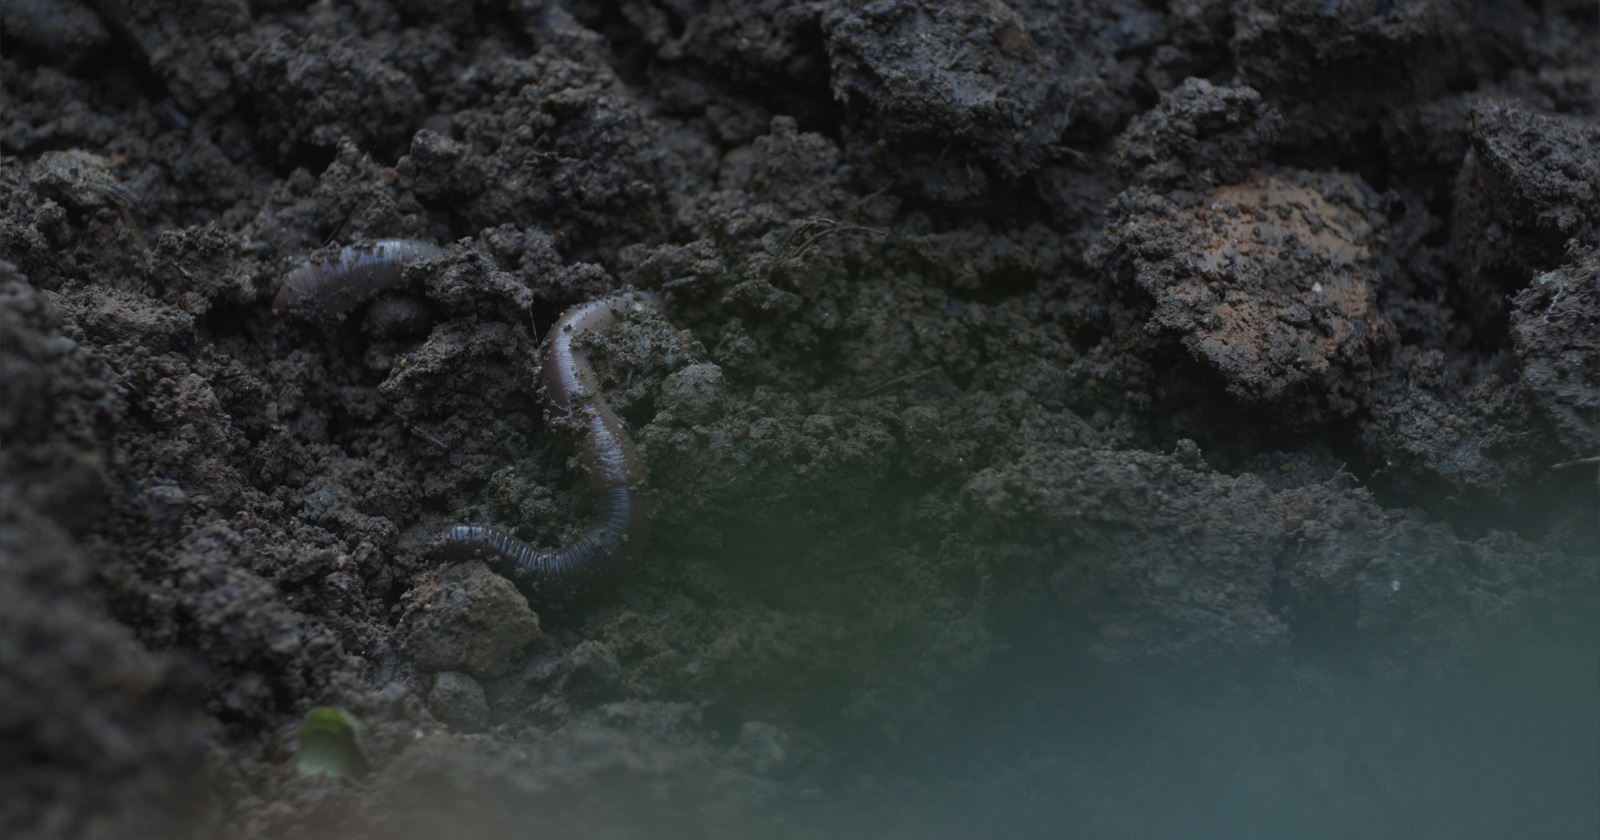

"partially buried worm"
[273, 239, 445, 315]
[274, 241, 662, 603]
[439, 290, 663, 605]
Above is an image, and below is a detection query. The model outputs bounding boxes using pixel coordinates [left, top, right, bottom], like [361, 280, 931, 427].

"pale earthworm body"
[273, 241, 661, 604]
[439, 291, 662, 604]
[273, 239, 445, 315]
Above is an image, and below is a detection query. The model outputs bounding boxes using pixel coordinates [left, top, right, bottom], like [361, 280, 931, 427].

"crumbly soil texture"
[2, 2, 1597, 838]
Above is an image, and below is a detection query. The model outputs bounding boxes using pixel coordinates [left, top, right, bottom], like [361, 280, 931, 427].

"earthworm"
[273, 239, 445, 315]
[440, 291, 663, 604]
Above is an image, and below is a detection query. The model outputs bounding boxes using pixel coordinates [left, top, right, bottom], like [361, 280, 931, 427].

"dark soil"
[2, 2, 1596, 838]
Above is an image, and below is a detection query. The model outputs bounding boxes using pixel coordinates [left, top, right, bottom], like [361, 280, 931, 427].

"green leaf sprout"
[295, 707, 372, 782]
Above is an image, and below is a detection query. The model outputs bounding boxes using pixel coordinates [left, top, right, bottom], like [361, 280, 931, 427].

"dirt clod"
[1512, 252, 1600, 456]
[1096, 170, 1395, 427]
[401, 562, 542, 679]
[426, 672, 490, 733]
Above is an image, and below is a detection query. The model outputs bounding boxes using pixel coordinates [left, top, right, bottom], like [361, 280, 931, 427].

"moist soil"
[2, 2, 1597, 839]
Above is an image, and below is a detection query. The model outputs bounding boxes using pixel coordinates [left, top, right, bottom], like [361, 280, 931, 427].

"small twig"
[783, 217, 887, 261]
[849, 367, 941, 399]
[411, 426, 449, 450]
[846, 185, 892, 215]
